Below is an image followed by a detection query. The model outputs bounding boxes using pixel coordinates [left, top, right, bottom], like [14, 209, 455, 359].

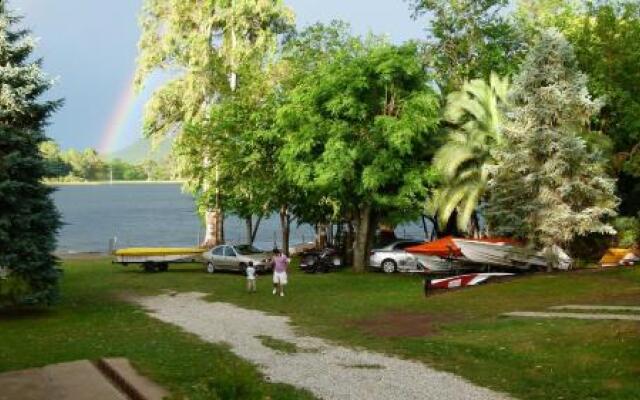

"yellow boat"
[114, 247, 207, 272]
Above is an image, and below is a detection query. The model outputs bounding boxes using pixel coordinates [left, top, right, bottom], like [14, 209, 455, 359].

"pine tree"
[0, 2, 62, 306]
[486, 29, 618, 263]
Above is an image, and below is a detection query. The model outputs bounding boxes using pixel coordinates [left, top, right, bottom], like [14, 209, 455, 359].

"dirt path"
[137, 292, 512, 400]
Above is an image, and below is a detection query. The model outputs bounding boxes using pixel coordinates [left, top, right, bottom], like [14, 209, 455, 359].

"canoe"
[428, 273, 515, 290]
[114, 247, 206, 263]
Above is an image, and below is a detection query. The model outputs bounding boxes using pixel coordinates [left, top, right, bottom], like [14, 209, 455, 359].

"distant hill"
[107, 136, 173, 164]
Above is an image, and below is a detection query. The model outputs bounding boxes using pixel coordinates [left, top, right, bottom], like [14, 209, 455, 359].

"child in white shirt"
[246, 264, 257, 293]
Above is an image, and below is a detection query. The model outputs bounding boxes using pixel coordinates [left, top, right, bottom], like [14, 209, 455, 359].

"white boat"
[452, 239, 571, 270]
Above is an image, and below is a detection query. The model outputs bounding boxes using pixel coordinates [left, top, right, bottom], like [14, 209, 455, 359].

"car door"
[223, 246, 239, 270]
[209, 246, 225, 267]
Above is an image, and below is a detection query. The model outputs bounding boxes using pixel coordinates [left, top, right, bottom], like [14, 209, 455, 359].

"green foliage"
[276, 35, 442, 267]
[410, 0, 523, 95]
[0, 3, 62, 306]
[136, 1, 295, 243]
[0, 273, 31, 308]
[178, 68, 284, 220]
[136, 0, 294, 138]
[613, 216, 640, 248]
[432, 73, 509, 232]
[486, 30, 618, 249]
[516, 1, 640, 216]
[278, 38, 441, 216]
[38, 141, 177, 182]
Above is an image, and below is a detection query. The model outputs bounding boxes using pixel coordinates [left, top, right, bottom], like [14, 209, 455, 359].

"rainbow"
[98, 71, 139, 155]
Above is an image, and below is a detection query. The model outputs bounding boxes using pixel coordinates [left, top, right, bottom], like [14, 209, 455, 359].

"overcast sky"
[9, 1, 426, 152]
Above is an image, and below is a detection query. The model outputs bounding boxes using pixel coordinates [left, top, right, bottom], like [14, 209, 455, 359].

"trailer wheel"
[158, 263, 169, 272]
[206, 262, 216, 274]
[143, 262, 158, 273]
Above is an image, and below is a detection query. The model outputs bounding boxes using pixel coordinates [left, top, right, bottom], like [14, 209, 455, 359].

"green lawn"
[2, 258, 640, 400]
[0, 258, 316, 400]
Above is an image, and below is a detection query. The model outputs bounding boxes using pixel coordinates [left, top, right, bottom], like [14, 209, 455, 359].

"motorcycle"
[299, 248, 342, 273]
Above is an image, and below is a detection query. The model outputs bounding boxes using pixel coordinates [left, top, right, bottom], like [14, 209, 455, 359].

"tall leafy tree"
[0, 2, 61, 306]
[178, 66, 280, 246]
[486, 30, 618, 262]
[135, 0, 294, 246]
[432, 73, 509, 234]
[277, 37, 441, 271]
[409, 0, 523, 95]
[572, 2, 640, 216]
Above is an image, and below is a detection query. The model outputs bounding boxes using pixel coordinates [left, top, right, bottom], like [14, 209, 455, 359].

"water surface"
[52, 183, 426, 253]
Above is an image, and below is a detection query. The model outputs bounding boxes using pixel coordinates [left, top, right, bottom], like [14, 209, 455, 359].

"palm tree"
[431, 72, 509, 234]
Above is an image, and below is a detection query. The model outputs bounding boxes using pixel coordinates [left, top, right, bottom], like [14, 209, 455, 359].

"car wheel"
[381, 259, 397, 274]
[206, 262, 216, 274]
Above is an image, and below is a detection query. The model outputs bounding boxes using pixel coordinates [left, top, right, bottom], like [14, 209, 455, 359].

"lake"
[52, 183, 426, 253]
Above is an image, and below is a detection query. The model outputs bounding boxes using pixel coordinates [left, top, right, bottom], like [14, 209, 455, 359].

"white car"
[202, 244, 273, 274]
[369, 240, 425, 273]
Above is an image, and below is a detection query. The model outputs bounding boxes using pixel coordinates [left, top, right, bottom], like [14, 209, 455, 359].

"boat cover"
[406, 236, 517, 258]
[600, 248, 639, 267]
[405, 237, 462, 258]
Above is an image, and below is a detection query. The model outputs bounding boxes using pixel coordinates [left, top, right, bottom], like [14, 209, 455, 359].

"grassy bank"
[2, 258, 639, 399]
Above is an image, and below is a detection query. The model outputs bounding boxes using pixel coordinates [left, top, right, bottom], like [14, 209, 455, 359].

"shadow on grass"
[0, 306, 54, 321]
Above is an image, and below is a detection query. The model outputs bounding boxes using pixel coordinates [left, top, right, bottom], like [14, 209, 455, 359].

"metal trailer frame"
[113, 250, 205, 273]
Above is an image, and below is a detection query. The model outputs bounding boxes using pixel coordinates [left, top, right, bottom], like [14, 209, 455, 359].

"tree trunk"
[353, 205, 373, 272]
[316, 223, 329, 249]
[251, 215, 262, 244]
[440, 209, 461, 237]
[280, 205, 290, 256]
[202, 162, 224, 247]
[344, 221, 354, 266]
[203, 208, 224, 247]
[467, 211, 480, 239]
[335, 223, 343, 249]
[245, 216, 253, 244]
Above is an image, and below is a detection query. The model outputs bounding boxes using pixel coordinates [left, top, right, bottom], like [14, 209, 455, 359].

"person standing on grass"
[246, 264, 257, 293]
[272, 249, 289, 297]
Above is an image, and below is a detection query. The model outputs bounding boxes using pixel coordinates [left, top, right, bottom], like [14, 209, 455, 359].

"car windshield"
[234, 245, 264, 255]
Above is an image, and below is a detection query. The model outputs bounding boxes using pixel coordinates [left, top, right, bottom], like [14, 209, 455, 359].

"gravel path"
[137, 292, 512, 400]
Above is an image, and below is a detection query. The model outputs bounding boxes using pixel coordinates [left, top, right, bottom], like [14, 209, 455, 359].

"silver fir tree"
[485, 29, 618, 266]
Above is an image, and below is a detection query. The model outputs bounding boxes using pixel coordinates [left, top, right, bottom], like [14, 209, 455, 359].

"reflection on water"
[52, 183, 426, 253]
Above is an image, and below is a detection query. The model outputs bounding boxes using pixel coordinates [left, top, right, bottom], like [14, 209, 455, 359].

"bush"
[0, 273, 33, 308]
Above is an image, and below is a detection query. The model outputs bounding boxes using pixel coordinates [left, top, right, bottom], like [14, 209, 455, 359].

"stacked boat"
[406, 237, 572, 271]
